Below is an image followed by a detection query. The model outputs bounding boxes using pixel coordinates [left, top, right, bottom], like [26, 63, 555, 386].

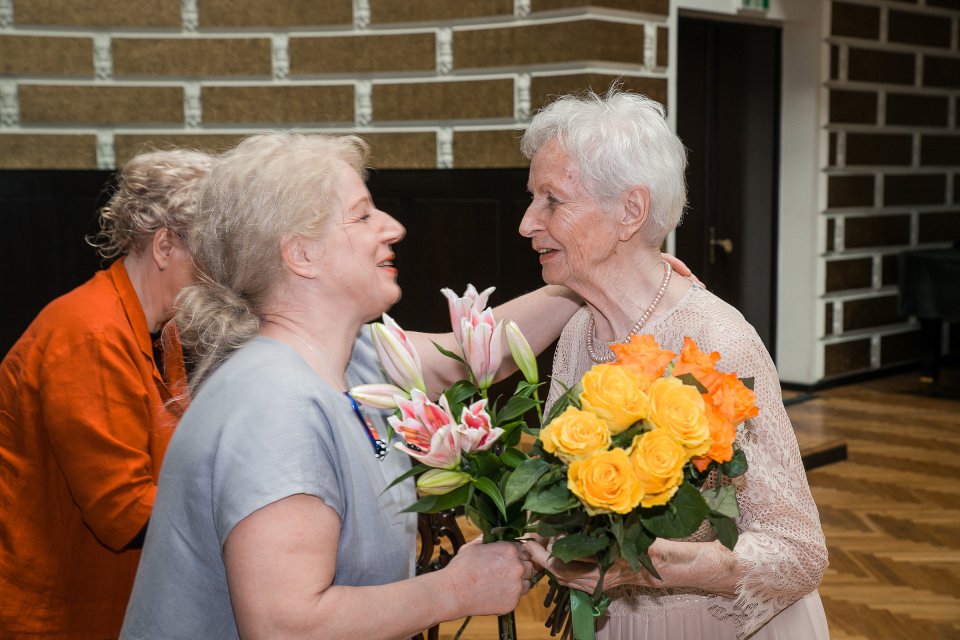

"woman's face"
[519, 138, 619, 290]
[319, 163, 406, 319]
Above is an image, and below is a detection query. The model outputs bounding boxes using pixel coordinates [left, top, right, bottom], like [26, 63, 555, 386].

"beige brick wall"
[0, 0, 669, 169]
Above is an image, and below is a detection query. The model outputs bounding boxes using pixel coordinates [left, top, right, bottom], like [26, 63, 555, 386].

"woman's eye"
[546, 195, 559, 209]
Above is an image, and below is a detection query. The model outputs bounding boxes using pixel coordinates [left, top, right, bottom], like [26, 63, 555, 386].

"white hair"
[521, 88, 688, 243]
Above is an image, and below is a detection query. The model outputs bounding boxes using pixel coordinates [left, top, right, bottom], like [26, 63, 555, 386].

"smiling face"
[318, 162, 406, 320]
[519, 138, 620, 291]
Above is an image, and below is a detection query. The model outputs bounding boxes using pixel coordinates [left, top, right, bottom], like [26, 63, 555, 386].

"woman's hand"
[661, 253, 704, 287]
[525, 537, 740, 598]
[443, 538, 537, 617]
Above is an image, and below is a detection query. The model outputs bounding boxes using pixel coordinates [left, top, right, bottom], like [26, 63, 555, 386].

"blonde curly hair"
[87, 149, 213, 259]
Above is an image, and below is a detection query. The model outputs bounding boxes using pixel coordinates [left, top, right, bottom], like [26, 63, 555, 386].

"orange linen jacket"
[0, 259, 188, 639]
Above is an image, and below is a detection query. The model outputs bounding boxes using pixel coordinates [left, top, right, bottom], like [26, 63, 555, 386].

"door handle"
[709, 226, 733, 264]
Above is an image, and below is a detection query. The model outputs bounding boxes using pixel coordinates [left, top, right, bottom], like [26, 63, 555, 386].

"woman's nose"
[382, 211, 406, 243]
[518, 203, 540, 238]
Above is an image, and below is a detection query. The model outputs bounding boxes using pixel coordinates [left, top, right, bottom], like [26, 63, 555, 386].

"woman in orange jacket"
[0, 149, 212, 638]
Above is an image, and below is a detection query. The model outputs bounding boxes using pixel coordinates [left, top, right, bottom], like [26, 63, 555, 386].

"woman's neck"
[259, 308, 362, 391]
[122, 253, 166, 333]
[577, 249, 688, 343]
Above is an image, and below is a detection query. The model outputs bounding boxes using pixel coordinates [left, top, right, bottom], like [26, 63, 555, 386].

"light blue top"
[121, 330, 417, 639]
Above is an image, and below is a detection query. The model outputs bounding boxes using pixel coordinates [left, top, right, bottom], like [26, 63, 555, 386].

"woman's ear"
[618, 186, 650, 242]
[279, 234, 319, 279]
[151, 227, 178, 272]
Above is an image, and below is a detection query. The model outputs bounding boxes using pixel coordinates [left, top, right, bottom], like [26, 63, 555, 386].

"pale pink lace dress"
[545, 286, 830, 640]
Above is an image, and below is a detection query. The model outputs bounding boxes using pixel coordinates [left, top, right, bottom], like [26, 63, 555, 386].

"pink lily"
[370, 314, 427, 393]
[389, 389, 461, 468]
[460, 309, 504, 391]
[457, 398, 504, 453]
[349, 383, 408, 410]
[441, 284, 496, 345]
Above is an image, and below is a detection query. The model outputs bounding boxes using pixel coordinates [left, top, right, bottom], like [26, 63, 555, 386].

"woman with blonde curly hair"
[0, 148, 212, 638]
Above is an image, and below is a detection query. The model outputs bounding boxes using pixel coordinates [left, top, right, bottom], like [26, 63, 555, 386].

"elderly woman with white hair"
[522, 90, 829, 639]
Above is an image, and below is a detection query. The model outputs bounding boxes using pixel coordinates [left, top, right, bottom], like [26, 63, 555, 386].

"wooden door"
[676, 15, 782, 355]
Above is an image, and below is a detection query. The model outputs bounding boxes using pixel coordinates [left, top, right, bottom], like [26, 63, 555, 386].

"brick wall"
[0, 0, 669, 169]
[823, 0, 960, 378]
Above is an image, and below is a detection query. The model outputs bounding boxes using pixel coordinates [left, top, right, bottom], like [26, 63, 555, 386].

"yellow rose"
[540, 406, 611, 462]
[648, 377, 711, 457]
[629, 429, 686, 507]
[579, 364, 649, 434]
[567, 448, 644, 515]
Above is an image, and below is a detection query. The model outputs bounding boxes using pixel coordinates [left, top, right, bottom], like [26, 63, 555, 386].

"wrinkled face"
[519, 138, 618, 290]
[320, 162, 406, 319]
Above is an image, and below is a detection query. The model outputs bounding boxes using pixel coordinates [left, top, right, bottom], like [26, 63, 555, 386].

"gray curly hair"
[87, 149, 213, 259]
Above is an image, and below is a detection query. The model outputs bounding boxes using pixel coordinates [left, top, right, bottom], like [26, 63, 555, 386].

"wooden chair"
[412, 510, 466, 640]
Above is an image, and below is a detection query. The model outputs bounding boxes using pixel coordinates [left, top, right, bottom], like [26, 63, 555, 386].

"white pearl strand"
[585, 259, 673, 364]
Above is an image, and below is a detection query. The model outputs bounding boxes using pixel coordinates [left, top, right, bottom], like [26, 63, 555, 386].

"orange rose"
[708, 372, 759, 425]
[671, 337, 722, 390]
[610, 335, 676, 390]
[691, 402, 737, 472]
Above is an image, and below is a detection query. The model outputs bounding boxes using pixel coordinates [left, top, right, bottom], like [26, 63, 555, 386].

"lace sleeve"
[700, 319, 828, 638]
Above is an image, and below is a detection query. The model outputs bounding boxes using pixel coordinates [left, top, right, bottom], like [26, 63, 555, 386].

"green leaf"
[523, 480, 579, 515]
[464, 504, 492, 535]
[569, 588, 597, 640]
[636, 550, 662, 581]
[469, 491, 500, 526]
[432, 340, 465, 365]
[468, 451, 501, 478]
[704, 484, 740, 519]
[535, 510, 589, 537]
[500, 447, 528, 469]
[498, 395, 540, 422]
[610, 422, 645, 449]
[676, 372, 709, 393]
[400, 483, 470, 514]
[710, 515, 739, 550]
[720, 448, 748, 478]
[472, 476, 508, 520]
[383, 463, 430, 492]
[515, 380, 546, 398]
[551, 532, 609, 563]
[641, 482, 710, 539]
[443, 379, 480, 408]
[739, 376, 755, 391]
[544, 378, 582, 424]
[620, 522, 654, 574]
[504, 458, 550, 506]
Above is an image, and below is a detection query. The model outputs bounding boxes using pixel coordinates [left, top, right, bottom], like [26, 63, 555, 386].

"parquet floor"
[430, 366, 960, 639]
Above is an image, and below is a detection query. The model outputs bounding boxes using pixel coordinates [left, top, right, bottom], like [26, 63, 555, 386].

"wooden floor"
[431, 366, 960, 639]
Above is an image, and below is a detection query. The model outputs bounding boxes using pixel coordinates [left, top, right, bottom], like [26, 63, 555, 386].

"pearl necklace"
[585, 259, 673, 364]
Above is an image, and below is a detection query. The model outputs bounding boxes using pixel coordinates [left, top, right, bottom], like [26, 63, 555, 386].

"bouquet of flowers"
[350, 285, 544, 638]
[509, 333, 758, 638]
[351, 285, 758, 640]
